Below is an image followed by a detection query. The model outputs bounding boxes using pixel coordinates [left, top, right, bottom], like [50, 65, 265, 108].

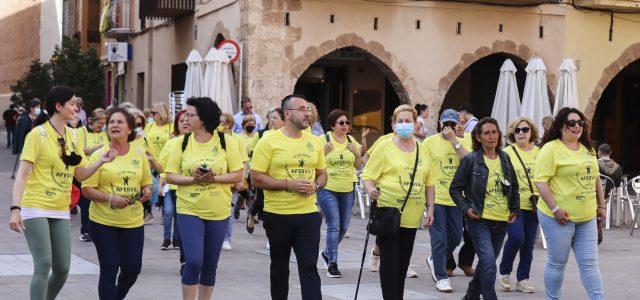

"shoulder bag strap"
[400, 141, 420, 213]
[510, 145, 535, 194]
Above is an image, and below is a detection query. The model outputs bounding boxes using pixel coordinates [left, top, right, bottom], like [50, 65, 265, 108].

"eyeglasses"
[151, 111, 158, 115]
[135, 123, 143, 128]
[514, 127, 530, 134]
[565, 119, 585, 128]
[285, 107, 312, 114]
[337, 120, 351, 126]
[184, 113, 198, 119]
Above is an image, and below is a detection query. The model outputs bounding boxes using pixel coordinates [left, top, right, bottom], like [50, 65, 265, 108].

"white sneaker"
[406, 266, 418, 278]
[435, 279, 453, 293]
[426, 256, 437, 283]
[516, 279, 535, 293]
[499, 274, 511, 291]
[368, 250, 380, 272]
[222, 241, 231, 251]
[265, 241, 270, 250]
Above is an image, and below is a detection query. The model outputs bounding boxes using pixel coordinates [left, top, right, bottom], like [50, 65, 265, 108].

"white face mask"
[134, 127, 143, 136]
[147, 117, 153, 124]
[34, 108, 42, 116]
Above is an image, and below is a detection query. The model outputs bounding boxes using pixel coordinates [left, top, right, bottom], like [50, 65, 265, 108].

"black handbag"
[511, 145, 539, 209]
[367, 142, 419, 237]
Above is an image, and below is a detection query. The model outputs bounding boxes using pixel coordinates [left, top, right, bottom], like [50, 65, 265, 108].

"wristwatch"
[10, 206, 21, 212]
[454, 143, 461, 150]
[315, 182, 322, 192]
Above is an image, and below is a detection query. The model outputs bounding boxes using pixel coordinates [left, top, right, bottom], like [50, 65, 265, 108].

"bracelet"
[551, 206, 560, 213]
[597, 205, 606, 209]
[284, 179, 288, 191]
[10, 205, 21, 212]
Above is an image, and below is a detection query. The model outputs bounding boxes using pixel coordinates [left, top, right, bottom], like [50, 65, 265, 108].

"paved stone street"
[0, 143, 639, 300]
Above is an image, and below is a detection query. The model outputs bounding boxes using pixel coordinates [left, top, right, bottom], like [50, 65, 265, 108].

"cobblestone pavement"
[0, 144, 638, 299]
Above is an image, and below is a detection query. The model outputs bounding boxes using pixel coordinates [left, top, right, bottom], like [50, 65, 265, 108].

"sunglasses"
[443, 121, 456, 129]
[151, 111, 158, 115]
[514, 127, 530, 134]
[57, 138, 82, 166]
[136, 123, 143, 128]
[565, 119, 585, 128]
[336, 120, 351, 126]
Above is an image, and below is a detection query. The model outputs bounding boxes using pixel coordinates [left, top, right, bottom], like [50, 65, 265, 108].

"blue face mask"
[395, 123, 414, 139]
[34, 108, 42, 116]
[101, 125, 107, 132]
[147, 117, 153, 124]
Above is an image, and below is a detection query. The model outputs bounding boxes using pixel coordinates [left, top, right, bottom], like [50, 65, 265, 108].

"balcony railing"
[139, 0, 195, 28]
[99, 0, 132, 40]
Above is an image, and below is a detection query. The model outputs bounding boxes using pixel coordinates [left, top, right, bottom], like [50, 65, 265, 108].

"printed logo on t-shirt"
[285, 153, 314, 181]
[576, 158, 597, 193]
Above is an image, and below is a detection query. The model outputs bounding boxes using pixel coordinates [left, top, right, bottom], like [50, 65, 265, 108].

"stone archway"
[433, 41, 557, 114]
[585, 42, 640, 119]
[289, 33, 422, 105]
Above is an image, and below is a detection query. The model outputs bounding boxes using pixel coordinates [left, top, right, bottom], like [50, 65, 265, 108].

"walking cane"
[11, 154, 19, 179]
[355, 198, 377, 300]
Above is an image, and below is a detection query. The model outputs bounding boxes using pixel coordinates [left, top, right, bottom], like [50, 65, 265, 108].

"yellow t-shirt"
[77, 126, 108, 152]
[20, 123, 88, 211]
[362, 139, 431, 228]
[159, 136, 181, 191]
[366, 133, 393, 156]
[423, 133, 471, 206]
[482, 156, 510, 221]
[505, 145, 540, 211]
[251, 129, 326, 215]
[165, 132, 244, 220]
[241, 132, 259, 154]
[231, 133, 249, 162]
[535, 140, 599, 222]
[320, 132, 361, 193]
[83, 145, 153, 228]
[130, 136, 148, 151]
[145, 122, 173, 160]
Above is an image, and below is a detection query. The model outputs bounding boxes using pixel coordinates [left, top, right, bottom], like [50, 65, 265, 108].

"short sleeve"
[82, 148, 103, 188]
[250, 138, 271, 173]
[534, 145, 556, 183]
[140, 149, 153, 186]
[165, 136, 184, 174]
[315, 139, 326, 170]
[362, 147, 384, 181]
[224, 136, 244, 173]
[19, 129, 39, 163]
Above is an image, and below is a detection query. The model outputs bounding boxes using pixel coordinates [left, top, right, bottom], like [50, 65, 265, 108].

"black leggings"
[378, 227, 417, 300]
[249, 188, 264, 218]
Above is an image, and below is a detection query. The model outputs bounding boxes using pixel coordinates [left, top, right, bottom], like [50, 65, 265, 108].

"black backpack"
[181, 131, 226, 152]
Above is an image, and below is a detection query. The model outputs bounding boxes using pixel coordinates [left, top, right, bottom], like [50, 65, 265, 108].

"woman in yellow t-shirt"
[158, 110, 190, 251]
[240, 114, 258, 156]
[498, 117, 540, 293]
[318, 109, 363, 278]
[450, 117, 519, 300]
[82, 107, 153, 299]
[9, 86, 116, 300]
[76, 108, 108, 242]
[362, 104, 435, 299]
[165, 97, 243, 300]
[534, 107, 605, 299]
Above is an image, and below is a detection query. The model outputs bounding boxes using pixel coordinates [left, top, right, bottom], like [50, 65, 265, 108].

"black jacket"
[12, 113, 36, 154]
[449, 148, 520, 219]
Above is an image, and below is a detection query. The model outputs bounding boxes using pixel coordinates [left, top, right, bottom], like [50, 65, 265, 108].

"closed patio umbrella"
[491, 59, 521, 140]
[520, 58, 551, 132]
[553, 58, 579, 116]
[184, 49, 203, 100]
[203, 48, 235, 113]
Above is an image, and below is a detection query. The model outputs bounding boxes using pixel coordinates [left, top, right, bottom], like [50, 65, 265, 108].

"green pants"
[23, 218, 71, 300]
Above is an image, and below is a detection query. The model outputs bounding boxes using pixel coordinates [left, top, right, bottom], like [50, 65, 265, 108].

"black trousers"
[263, 212, 322, 300]
[378, 227, 417, 300]
[448, 218, 476, 269]
[78, 195, 90, 234]
[249, 188, 264, 218]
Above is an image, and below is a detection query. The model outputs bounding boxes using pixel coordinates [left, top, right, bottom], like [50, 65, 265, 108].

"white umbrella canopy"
[491, 59, 521, 138]
[520, 58, 552, 132]
[184, 49, 203, 100]
[202, 48, 235, 113]
[553, 58, 579, 116]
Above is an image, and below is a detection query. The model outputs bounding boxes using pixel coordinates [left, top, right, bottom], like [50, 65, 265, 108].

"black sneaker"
[78, 233, 91, 242]
[320, 251, 330, 268]
[160, 239, 171, 250]
[172, 239, 181, 249]
[327, 263, 342, 278]
[233, 208, 240, 220]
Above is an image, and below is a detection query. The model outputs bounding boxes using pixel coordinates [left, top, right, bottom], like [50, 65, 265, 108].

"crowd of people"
[5, 86, 611, 300]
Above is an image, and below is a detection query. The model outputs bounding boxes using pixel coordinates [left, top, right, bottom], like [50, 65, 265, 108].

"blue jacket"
[449, 148, 520, 218]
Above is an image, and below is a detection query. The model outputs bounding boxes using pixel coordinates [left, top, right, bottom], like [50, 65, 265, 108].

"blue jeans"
[465, 219, 507, 300]
[538, 211, 604, 300]
[89, 221, 144, 300]
[150, 173, 159, 207]
[317, 188, 354, 263]
[163, 190, 180, 240]
[428, 204, 463, 280]
[224, 192, 239, 242]
[499, 209, 538, 280]
[177, 214, 227, 286]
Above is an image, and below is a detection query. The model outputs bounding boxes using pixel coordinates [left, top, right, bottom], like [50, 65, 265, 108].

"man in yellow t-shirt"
[250, 95, 327, 299]
[423, 109, 471, 292]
